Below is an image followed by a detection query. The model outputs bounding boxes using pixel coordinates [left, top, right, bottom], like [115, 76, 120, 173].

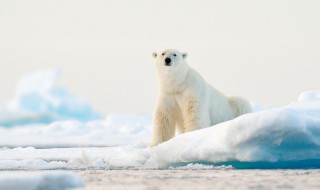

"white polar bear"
[151, 49, 252, 146]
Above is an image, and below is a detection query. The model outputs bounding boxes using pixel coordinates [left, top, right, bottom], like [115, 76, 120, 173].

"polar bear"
[151, 49, 252, 146]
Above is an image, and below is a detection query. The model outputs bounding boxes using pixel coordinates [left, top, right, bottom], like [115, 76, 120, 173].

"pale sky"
[0, 0, 319, 115]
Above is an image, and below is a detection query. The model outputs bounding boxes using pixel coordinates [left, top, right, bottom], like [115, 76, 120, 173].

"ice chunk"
[298, 90, 320, 102]
[0, 70, 101, 127]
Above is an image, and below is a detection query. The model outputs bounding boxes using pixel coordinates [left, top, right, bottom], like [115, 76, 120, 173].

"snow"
[1, 92, 320, 170]
[0, 114, 151, 147]
[0, 171, 84, 190]
[0, 70, 101, 127]
[168, 163, 233, 170]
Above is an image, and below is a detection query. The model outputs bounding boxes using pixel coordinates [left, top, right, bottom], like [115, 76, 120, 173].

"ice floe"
[0, 70, 101, 127]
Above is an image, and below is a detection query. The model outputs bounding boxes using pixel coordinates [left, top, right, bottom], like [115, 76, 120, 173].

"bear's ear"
[152, 52, 157, 58]
[182, 53, 188, 59]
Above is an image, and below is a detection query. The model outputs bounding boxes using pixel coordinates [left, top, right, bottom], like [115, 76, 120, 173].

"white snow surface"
[0, 114, 152, 147]
[0, 70, 101, 127]
[0, 91, 320, 169]
[0, 171, 84, 190]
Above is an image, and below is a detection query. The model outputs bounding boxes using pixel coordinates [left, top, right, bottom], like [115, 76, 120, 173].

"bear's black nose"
[165, 58, 171, 66]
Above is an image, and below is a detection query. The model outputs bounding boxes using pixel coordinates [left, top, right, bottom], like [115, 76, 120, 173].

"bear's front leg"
[183, 96, 202, 132]
[151, 101, 176, 146]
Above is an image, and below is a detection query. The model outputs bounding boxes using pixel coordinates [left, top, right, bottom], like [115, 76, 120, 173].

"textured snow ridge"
[0, 171, 84, 190]
[0, 70, 101, 127]
[168, 163, 233, 170]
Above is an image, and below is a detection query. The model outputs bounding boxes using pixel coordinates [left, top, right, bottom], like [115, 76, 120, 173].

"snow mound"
[0, 70, 101, 127]
[146, 103, 320, 168]
[0, 171, 84, 190]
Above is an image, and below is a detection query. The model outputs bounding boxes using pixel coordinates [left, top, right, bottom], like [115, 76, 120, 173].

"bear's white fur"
[151, 49, 252, 146]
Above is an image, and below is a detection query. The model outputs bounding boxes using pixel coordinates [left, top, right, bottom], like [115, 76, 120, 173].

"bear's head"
[152, 49, 188, 70]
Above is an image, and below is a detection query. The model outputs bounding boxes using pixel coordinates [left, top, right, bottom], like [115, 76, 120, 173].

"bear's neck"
[157, 64, 190, 94]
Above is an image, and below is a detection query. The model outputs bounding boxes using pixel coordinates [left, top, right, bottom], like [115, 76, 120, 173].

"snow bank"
[0, 70, 101, 127]
[0, 171, 84, 190]
[147, 105, 320, 168]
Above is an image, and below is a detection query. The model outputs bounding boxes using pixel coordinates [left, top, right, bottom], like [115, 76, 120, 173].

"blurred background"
[0, 0, 320, 116]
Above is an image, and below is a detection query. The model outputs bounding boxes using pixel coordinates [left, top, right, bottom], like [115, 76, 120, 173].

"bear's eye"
[162, 53, 165, 56]
[173, 54, 177, 57]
